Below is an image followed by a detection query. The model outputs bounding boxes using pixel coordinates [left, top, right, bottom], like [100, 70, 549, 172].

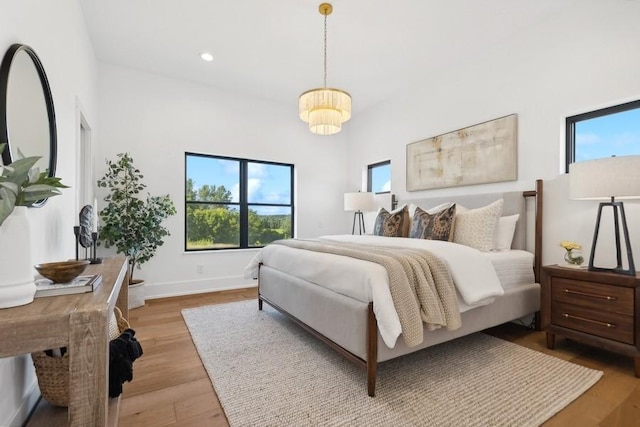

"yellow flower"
[560, 241, 582, 251]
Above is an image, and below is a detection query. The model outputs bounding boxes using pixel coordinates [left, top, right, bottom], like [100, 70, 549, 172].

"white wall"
[95, 64, 350, 299]
[3, 0, 640, 423]
[347, 1, 640, 267]
[0, 0, 98, 425]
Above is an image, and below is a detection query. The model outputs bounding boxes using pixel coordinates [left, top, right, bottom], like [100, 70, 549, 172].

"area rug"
[182, 301, 603, 427]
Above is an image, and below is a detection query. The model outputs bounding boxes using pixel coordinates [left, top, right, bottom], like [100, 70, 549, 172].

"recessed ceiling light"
[200, 52, 213, 62]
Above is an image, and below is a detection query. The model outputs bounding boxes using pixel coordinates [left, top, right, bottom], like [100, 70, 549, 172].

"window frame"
[367, 160, 391, 194]
[184, 152, 294, 251]
[565, 99, 640, 172]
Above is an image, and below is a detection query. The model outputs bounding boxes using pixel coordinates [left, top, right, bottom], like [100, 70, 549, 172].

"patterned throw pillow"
[453, 199, 504, 251]
[409, 204, 457, 241]
[373, 205, 409, 237]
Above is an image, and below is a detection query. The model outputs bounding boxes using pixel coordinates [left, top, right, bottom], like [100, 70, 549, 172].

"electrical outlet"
[197, 264, 204, 273]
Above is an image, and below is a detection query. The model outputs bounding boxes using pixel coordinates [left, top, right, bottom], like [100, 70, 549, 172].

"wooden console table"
[0, 256, 129, 426]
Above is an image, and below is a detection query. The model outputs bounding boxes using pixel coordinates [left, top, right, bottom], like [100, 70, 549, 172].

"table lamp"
[569, 155, 640, 276]
[344, 192, 375, 235]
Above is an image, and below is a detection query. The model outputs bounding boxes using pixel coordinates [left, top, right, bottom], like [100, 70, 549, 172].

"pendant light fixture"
[299, 3, 351, 136]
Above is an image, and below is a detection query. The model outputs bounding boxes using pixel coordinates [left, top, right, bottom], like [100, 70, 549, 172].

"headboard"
[402, 191, 526, 250]
[400, 180, 543, 282]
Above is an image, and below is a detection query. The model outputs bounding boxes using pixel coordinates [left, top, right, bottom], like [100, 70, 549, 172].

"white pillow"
[453, 199, 504, 252]
[493, 214, 519, 251]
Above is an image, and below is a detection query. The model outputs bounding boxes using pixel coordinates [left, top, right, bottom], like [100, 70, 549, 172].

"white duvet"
[244, 235, 503, 348]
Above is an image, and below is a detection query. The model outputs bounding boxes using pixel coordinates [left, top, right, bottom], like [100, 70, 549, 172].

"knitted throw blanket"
[272, 239, 461, 347]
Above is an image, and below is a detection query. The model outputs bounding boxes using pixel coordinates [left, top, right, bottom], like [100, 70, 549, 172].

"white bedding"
[245, 235, 509, 348]
[485, 250, 535, 289]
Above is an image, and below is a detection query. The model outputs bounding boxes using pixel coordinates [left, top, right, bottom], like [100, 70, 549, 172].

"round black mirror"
[0, 43, 57, 207]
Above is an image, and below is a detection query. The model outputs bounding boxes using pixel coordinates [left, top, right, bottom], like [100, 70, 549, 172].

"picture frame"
[406, 114, 517, 191]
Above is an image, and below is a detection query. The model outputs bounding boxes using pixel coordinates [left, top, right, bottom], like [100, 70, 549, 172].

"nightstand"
[541, 265, 640, 377]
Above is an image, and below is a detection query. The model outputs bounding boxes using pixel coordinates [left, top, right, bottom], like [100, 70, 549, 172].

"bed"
[246, 180, 543, 397]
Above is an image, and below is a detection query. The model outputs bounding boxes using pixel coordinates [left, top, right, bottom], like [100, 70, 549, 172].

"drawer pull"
[562, 313, 616, 328]
[562, 288, 617, 301]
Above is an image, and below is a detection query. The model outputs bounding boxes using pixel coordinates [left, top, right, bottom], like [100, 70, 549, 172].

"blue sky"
[186, 156, 291, 207]
[371, 163, 391, 193]
[575, 108, 640, 161]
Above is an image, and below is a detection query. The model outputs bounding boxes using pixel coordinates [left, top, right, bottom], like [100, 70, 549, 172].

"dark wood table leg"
[634, 357, 639, 378]
[546, 332, 555, 349]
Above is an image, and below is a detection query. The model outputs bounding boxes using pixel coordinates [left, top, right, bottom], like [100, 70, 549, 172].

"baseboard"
[8, 378, 40, 427]
[144, 275, 257, 300]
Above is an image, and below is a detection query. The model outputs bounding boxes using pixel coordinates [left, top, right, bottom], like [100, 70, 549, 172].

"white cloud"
[230, 183, 240, 201]
[575, 133, 600, 146]
[610, 132, 640, 147]
[248, 163, 267, 178]
[231, 179, 263, 202]
[220, 159, 239, 175]
[381, 180, 391, 192]
[254, 205, 289, 215]
[247, 178, 262, 200]
[262, 191, 288, 204]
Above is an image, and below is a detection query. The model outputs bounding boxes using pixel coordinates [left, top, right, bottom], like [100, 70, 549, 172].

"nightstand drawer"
[552, 301, 634, 344]
[551, 278, 634, 316]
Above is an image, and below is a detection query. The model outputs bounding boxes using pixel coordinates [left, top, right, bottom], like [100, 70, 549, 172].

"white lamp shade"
[569, 155, 640, 200]
[344, 192, 375, 212]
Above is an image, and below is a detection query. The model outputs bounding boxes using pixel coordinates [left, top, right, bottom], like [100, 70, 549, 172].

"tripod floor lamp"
[569, 155, 640, 276]
[344, 192, 375, 235]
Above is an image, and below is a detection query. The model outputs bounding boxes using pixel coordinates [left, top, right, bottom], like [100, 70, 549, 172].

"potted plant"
[0, 143, 67, 225]
[97, 152, 176, 308]
[0, 143, 68, 308]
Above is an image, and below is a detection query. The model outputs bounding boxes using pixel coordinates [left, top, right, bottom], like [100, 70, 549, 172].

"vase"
[128, 279, 146, 309]
[564, 249, 584, 267]
[0, 207, 36, 308]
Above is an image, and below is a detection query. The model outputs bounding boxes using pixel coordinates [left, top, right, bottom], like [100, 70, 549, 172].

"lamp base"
[588, 200, 636, 276]
[352, 211, 366, 235]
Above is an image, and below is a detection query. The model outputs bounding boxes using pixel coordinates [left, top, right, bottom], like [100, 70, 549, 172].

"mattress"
[485, 250, 535, 290]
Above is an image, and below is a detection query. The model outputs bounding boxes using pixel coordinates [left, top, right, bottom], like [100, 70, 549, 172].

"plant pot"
[128, 279, 146, 309]
[0, 207, 36, 308]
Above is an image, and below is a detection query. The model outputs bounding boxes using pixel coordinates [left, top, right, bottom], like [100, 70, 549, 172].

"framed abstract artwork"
[406, 114, 517, 191]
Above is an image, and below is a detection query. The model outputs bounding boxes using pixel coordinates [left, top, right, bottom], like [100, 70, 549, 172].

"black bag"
[109, 328, 143, 398]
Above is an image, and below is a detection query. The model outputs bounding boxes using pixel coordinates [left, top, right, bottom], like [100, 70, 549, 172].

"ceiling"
[81, 0, 585, 114]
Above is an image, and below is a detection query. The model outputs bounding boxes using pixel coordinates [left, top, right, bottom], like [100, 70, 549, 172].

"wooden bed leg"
[534, 311, 541, 331]
[366, 303, 377, 397]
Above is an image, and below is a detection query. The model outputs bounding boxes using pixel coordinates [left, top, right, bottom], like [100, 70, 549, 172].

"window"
[566, 99, 640, 172]
[367, 161, 391, 193]
[185, 153, 294, 250]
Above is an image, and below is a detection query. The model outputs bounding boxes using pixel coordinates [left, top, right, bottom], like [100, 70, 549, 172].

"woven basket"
[31, 306, 130, 407]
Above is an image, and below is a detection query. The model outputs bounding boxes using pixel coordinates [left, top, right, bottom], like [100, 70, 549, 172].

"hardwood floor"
[120, 289, 640, 427]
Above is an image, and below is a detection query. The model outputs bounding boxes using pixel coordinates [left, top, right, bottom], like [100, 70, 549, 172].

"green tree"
[97, 153, 177, 284]
[198, 184, 232, 202]
[186, 178, 197, 200]
[188, 206, 238, 246]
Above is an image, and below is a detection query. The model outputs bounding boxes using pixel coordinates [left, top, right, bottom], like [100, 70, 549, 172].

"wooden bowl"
[34, 260, 90, 283]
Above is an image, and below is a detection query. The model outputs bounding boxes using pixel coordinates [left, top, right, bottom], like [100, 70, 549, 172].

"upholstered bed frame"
[258, 180, 543, 396]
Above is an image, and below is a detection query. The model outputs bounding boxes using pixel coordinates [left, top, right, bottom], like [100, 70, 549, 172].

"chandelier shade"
[299, 87, 351, 135]
[299, 3, 351, 136]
